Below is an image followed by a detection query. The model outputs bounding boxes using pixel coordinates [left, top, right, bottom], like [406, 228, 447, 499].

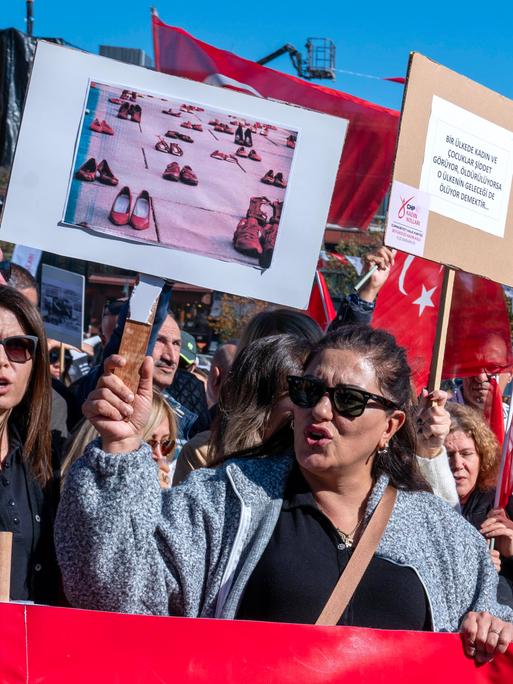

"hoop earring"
[377, 442, 389, 457]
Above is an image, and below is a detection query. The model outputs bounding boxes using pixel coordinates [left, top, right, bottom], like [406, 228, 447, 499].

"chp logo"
[398, 195, 416, 220]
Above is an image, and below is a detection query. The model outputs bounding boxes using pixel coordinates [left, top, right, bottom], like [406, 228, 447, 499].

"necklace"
[334, 522, 361, 548]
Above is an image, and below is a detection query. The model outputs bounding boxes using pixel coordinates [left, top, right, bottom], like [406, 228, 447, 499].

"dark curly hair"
[305, 324, 429, 492]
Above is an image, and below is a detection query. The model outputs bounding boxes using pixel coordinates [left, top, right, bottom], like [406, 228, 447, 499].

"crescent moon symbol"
[398, 254, 415, 295]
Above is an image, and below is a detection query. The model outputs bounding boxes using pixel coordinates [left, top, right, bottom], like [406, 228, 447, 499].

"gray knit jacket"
[55, 441, 513, 631]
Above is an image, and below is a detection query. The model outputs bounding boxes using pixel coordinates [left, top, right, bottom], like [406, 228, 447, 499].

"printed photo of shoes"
[109, 186, 132, 226]
[163, 162, 181, 182]
[96, 160, 118, 186]
[273, 172, 287, 188]
[233, 218, 262, 257]
[130, 190, 151, 230]
[75, 157, 97, 182]
[235, 146, 248, 158]
[180, 165, 199, 186]
[248, 149, 261, 162]
[261, 170, 274, 185]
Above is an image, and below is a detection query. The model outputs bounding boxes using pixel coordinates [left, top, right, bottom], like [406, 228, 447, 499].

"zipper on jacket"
[214, 468, 252, 618]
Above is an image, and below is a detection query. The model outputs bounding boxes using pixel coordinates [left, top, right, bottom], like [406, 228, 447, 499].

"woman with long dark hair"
[0, 286, 59, 602]
[56, 325, 513, 662]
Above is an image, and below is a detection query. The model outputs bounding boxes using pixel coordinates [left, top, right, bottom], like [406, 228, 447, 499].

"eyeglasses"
[287, 375, 398, 418]
[146, 437, 176, 456]
[0, 335, 38, 363]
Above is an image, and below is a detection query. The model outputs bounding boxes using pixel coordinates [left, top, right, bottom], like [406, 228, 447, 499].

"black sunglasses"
[0, 335, 38, 364]
[287, 375, 398, 418]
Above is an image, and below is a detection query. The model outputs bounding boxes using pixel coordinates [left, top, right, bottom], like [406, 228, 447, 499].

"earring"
[290, 418, 295, 430]
[377, 442, 389, 457]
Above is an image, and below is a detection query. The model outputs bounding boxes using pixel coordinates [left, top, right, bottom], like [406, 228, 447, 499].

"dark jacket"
[462, 488, 513, 603]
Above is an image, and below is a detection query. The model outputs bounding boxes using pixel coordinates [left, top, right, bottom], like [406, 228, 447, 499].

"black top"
[237, 464, 431, 630]
[0, 426, 61, 603]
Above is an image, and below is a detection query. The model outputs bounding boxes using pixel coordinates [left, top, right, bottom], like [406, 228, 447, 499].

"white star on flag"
[412, 285, 437, 317]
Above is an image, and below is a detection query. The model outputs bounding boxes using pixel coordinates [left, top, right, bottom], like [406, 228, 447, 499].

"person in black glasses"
[0, 285, 61, 603]
[56, 324, 513, 663]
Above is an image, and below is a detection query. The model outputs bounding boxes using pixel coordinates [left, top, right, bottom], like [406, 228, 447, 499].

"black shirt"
[237, 464, 431, 630]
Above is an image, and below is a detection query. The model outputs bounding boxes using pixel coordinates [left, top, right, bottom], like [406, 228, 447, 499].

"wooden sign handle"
[0, 531, 12, 602]
[113, 321, 153, 396]
[427, 266, 455, 393]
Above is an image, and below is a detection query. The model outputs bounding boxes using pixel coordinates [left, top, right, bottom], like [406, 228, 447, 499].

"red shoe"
[259, 222, 278, 268]
[233, 218, 262, 257]
[170, 143, 183, 156]
[101, 120, 114, 135]
[235, 146, 248, 157]
[273, 172, 287, 188]
[270, 199, 283, 224]
[163, 162, 180, 182]
[155, 137, 171, 153]
[90, 118, 103, 133]
[165, 130, 179, 138]
[286, 134, 296, 149]
[131, 105, 142, 124]
[192, 123, 203, 132]
[162, 108, 181, 117]
[130, 91, 137, 101]
[109, 97, 122, 105]
[209, 119, 221, 126]
[181, 121, 193, 129]
[247, 196, 271, 226]
[75, 157, 96, 182]
[97, 160, 118, 186]
[180, 165, 198, 186]
[248, 149, 261, 162]
[261, 170, 274, 185]
[176, 132, 193, 143]
[130, 191, 151, 230]
[109, 186, 131, 225]
[120, 90, 130, 100]
[223, 124, 234, 134]
[117, 103, 130, 120]
[244, 128, 253, 147]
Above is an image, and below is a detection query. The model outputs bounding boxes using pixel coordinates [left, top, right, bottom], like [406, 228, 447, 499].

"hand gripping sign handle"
[113, 274, 165, 397]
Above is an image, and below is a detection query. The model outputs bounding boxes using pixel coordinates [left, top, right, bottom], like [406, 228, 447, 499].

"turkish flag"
[372, 253, 443, 393]
[373, 253, 513, 394]
[307, 270, 336, 331]
[151, 16, 399, 230]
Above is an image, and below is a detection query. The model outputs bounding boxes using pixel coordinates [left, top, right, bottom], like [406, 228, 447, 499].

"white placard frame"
[0, 42, 348, 309]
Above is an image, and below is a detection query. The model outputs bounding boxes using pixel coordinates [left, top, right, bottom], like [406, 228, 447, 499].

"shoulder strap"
[315, 485, 397, 626]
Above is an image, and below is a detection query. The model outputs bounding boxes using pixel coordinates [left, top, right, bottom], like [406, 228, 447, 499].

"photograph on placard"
[63, 81, 298, 271]
[41, 264, 85, 349]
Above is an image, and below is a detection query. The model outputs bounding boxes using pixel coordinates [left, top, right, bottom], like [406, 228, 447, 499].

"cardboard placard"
[0, 41, 348, 309]
[385, 53, 513, 287]
[41, 264, 85, 349]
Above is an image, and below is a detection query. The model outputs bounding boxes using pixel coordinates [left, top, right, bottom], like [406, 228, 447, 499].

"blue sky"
[3, 2, 513, 112]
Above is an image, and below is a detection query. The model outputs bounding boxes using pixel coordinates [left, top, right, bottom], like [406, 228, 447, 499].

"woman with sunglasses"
[62, 389, 176, 489]
[0, 286, 60, 603]
[56, 324, 513, 662]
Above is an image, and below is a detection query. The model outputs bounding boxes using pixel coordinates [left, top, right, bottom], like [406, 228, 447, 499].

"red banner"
[0, 602, 512, 682]
[152, 16, 399, 230]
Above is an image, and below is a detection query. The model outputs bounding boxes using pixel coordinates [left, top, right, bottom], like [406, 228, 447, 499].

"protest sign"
[0, 41, 347, 309]
[11, 245, 42, 277]
[385, 52, 513, 287]
[41, 264, 85, 349]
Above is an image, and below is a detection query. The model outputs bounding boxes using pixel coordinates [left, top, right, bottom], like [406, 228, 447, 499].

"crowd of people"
[1, 246, 513, 665]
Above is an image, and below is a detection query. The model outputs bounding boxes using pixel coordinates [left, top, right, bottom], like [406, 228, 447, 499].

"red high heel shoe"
[248, 149, 261, 162]
[97, 160, 118, 186]
[235, 146, 248, 157]
[273, 172, 287, 188]
[75, 158, 96, 182]
[109, 186, 131, 225]
[130, 191, 151, 230]
[261, 170, 274, 185]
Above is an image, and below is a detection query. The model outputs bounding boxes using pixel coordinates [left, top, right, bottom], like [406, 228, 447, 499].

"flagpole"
[493, 393, 513, 508]
[316, 271, 330, 331]
[151, 7, 160, 71]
